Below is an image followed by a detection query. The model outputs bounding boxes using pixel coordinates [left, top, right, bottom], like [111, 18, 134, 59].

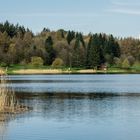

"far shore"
[1, 66, 140, 75]
[6, 68, 140, 74]
[12, 69, 97, 74]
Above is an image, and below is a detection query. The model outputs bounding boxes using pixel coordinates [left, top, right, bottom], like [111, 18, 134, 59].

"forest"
[0, 21, 140, 70]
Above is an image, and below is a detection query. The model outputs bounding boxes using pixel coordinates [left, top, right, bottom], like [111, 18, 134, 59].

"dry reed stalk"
[0, 69, 29, 114]
[0, 74, 17, 112]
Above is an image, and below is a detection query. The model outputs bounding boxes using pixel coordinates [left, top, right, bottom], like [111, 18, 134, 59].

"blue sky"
[0, 0, 140, 37]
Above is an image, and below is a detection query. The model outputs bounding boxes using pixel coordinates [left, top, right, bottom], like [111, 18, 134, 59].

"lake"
[1, 74, 140, 140]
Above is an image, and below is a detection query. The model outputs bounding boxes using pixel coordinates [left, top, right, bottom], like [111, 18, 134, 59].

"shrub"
[30, 57, 44, 66]
[114, 57, 121, 67]
[20, 59, 27, 65]
[132, 61, 140, 68]
[0, 62, 7, 67]
[52, 58, 64, 68]
[122, 58, 130, 69]
[127, 56, 135, 66]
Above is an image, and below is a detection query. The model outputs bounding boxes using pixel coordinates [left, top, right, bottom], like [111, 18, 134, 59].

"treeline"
[0, 21, 140, 69]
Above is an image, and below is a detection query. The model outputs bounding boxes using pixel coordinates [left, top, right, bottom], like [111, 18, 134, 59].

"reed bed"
[0, 70, 29, 115]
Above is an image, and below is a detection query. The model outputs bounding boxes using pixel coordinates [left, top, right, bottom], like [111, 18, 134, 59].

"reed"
[0, 69, 29, 114]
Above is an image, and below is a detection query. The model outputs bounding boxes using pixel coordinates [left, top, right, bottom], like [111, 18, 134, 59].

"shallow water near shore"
[1, 74, 140, 140]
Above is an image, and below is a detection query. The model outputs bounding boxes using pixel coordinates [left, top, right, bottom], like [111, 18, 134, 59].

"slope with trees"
[0, 21, 140, 72]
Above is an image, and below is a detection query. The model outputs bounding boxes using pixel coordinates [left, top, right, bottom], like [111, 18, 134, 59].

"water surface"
[0, 74, 140, 140]
[5, 74, 140, 94]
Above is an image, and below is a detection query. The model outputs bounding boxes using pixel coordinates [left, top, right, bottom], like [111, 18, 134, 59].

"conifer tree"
[45, 36, 55, 65]
[66, 31, 75, 44]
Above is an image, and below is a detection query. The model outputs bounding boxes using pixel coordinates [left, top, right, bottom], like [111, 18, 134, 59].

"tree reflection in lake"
[0, 121, 7, 140]
[16, 92, 135, 120]
[0, 92, 140, 140]
[0, 113, 14, 140]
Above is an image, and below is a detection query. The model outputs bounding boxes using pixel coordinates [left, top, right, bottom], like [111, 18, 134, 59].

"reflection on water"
[0, 121, 7, 140]
[1, 74, 140, 140]
[0, 113, 15, 140]
[4, 93, 140, 140]
[4, 74, 140, 94]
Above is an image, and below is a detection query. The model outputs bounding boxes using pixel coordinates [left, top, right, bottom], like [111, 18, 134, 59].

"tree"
[103, 35, 120, 65]
[91, 46, 102, 69]
[23, 31, 33, 47]
[56, 29, 65, 40]
[0, 31, 10, 53]
[87, 34, 104, 69]
[114, 57, 121, 67]
[0, 21, 28, 38]
[0, 21, 17, 37]
[53, 40, 71, 66]
[127, 56, 135, 66]
[8, 43, 16, 64]
[70, 37, 86, 67]
[45, 36, 56, 65]
[119, 37, 140, 61]
[0, 20, 127, 68]
[86, 36, 92, 68]
[76, 33, 85, 48]
[66, 31, 75, 44]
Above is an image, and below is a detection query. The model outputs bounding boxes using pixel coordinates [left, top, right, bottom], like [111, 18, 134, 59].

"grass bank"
[1, 65, 140, 75]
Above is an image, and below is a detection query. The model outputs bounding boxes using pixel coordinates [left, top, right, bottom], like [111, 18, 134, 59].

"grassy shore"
[0, 65, 140, 74]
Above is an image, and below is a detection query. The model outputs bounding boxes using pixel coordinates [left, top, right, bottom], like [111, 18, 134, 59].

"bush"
[0, 62, 7, 67]
[132, 61, 140, 68]
[105, 54, 113, 65]
[52, 58, 64, 68]
[122, 58, 130, 69]
[20, 59, 27, 65]
[30, 57, 44, 66]
[127, 56, 135, 66]
[114, 57, 121, 67]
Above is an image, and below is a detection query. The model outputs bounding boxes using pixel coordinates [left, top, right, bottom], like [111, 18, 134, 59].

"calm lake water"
[6, 74, 140, 94]
[1, 74, 140, 140]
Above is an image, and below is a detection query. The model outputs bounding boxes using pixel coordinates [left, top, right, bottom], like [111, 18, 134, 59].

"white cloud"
[108, 0, 140, 15]
[110, 9, 140, 15]
[111, 1, 140, 7]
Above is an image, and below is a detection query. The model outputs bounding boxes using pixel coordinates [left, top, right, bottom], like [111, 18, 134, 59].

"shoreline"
[12, 69, 97, 74]
[7, 68, 140, 75]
